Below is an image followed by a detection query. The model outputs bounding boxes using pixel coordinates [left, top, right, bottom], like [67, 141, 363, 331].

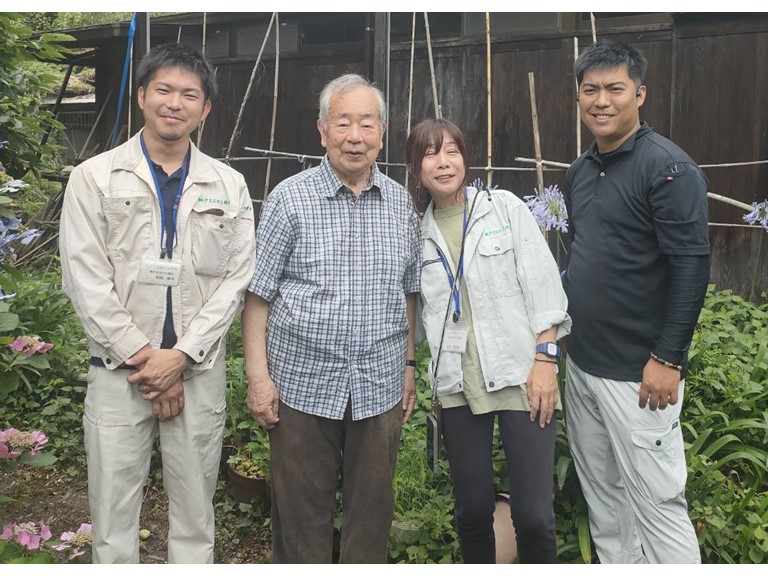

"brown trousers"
[268, 400, 403, 563]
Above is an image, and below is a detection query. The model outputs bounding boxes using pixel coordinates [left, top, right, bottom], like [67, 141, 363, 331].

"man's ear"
[137, 86, 145, 111]
[200, 99, 212, 123]
[636, 85, 647, 108]
[317, 118, 327, 149]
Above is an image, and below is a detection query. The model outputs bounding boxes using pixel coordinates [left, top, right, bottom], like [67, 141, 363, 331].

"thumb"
[125, 349, 150, 366]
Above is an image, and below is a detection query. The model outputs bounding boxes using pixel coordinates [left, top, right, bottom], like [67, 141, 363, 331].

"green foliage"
[684, 285, 768, 563]
[0, 13, 73, 177]
[0, 268, 88, 467]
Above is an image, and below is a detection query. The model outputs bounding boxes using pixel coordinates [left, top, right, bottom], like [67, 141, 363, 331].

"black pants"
[442, 406, 557, 564]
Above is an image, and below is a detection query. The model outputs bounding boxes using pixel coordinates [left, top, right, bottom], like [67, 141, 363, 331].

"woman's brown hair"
[405, 118, 470, 214]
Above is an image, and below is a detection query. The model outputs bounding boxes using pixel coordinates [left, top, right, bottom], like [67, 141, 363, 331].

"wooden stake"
[405, 12, 416, 190]
[226, 12, 277, 161]
[574, 37, 581, 157]
[197, 12, 208, 148]
[486, 12, 493, 188]
[528, 72, 544, 196]
[590, 12, 597, 44]
[265, 13, 280, 200]
[79, 88, 114, 158]
[424, 12, 441, 119]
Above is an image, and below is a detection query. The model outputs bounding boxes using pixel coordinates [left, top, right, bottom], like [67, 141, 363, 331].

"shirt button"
[488, 381, 495, 388]
[655, 440, 662, 446]
[105, 358, 112, 365]
[354, 233, 361, 240]
[494, 246, 500, 251]
[600, 172, 605, 177]
[198, 351, 204, 357]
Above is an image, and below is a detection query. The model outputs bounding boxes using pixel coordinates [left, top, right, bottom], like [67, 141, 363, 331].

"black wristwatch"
[405, 359, 418, 367]
[535, 342, 561, 359]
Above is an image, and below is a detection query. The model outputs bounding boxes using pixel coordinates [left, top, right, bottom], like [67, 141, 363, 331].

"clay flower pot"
[227, 462, 271, 506]
[494, 493, 518, 563]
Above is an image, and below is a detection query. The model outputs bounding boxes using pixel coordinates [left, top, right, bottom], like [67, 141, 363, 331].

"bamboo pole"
[424, 12, 441, 119]
[226, 12, 277, 161]
[485, 12, 493, 188]
[707, 192, 752, 211]
[197, 12, 208, 148]
[515, 156, 571, 169]
[590, 12, 597, 44]
[574, 37, 581, 157]
[405, 12, 417, 190]
[264, 13, 280, 200]
[79, 88, 114, 158]
[528, 72, 545, 196]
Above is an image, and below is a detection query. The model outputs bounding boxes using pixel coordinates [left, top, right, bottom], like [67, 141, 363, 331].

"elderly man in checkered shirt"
[241, 73, 422, 564]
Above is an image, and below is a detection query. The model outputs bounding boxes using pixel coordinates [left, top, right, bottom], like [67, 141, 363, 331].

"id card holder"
[442, 320, 469, 354]
[138, 256, 181, 287]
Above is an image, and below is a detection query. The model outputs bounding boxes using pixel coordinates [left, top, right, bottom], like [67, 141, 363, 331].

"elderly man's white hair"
[317, 74, 387, 128]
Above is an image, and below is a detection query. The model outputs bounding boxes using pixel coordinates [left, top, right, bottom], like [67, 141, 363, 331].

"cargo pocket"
[202, 398, 227, 478]
[630, 421, 687, 504]
[103, 195, 153, 262]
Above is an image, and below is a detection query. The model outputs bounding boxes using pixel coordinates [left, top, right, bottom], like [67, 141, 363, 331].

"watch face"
[537, 342, 560, 358]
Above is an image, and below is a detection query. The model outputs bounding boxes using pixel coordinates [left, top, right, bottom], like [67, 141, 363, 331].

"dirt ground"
[0, 460, 271, 564]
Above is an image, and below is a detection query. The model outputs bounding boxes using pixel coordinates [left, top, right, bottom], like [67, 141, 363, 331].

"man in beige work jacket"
[59, 43, 256, 563]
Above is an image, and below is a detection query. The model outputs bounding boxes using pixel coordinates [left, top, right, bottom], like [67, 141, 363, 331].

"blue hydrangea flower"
[524, 184, 569, 233]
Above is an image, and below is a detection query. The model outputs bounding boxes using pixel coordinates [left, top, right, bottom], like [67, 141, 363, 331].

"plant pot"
[494, 493, 518, 563]
[227, 462, 271, 507]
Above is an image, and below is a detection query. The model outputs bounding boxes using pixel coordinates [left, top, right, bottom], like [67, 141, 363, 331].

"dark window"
[237, 23, 298, 56]
[390, 13, 462, 42]
[301, 16, 366, 46]
[463, 12, 559, 35]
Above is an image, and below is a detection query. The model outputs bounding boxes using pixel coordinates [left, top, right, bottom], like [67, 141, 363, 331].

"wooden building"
[58, 12, 768, 299]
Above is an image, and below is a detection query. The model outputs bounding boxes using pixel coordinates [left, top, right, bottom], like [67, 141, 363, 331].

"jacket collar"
[112, 129, 220, 185]
[421, 186, 492, 241]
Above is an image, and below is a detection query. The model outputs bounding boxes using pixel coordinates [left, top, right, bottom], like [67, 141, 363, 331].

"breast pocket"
[102, 195, 153, 262]
[420, 258, 451, 315]
[477, 234, 522, 298]
[189, 204, 237, 276]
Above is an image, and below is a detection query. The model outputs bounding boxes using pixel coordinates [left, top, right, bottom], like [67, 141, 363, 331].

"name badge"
[138, 256, 181, 286]
[443, 320, 469, 353]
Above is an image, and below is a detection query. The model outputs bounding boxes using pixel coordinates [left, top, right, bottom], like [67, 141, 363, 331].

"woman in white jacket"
[406, 118, 571, 563]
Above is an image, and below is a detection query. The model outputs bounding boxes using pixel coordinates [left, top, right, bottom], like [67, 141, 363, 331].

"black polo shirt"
[563, 123, 710, 381]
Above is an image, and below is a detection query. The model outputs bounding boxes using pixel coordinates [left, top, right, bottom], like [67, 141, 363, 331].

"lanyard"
[140, 133, 190, 259]
[437, 188, 469, 322]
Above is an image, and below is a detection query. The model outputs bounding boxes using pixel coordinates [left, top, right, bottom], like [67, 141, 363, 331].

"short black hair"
[136, 43, 218, 101]
[574, 41, 648, 88]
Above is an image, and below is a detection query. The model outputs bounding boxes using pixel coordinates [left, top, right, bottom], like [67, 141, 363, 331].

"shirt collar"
[318, 155, 385, 199]
[586, 121, 653, 161]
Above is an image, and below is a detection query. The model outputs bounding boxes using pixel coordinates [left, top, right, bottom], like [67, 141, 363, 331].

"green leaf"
[577, 515, 592, 564]
[0, 311, 20, 331]
[23, 451, 57, 467]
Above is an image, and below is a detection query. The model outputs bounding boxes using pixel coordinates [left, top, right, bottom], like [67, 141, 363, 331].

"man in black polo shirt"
[563, 41, 708, 563]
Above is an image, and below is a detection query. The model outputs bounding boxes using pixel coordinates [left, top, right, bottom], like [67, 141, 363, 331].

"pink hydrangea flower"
[0, 428, 48, 457]
[54, 523, 93, 559]
[7, 335, 54, 356]
[0, 520, 52, 550]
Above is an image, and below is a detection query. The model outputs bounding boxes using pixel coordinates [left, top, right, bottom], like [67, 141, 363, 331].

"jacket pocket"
[630, 422, 687, 504]
[103, 195, 152, 262]
[189, 204, 237, 276]
[476, 234, 522, 298]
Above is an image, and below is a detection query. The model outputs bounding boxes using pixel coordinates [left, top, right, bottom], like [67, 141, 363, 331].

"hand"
[126, 346, 191, 400]
[246, 374, 280, 429]
[639, 358, 680, 410]
[526, 359, 559, 428]
[401, 367, 417, 424]
[151, 379, 185, 421]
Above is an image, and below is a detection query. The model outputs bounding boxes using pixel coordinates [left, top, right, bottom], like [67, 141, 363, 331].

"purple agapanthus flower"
[524, 184, 569, 233]
[469, 177, 498, 192]
[743, 200, 768, 232]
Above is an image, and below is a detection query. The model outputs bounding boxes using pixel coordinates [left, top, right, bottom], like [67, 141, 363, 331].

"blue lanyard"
[140, 133, 190, 259]
[437, 188, 469, 322]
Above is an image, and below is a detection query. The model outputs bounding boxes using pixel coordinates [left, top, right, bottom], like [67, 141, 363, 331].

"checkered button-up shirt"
[249, 156, 422, 420]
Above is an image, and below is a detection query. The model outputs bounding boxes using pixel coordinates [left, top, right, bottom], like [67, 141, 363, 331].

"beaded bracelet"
[535, 358, 558, 365]
[649, 352, 682, 371]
